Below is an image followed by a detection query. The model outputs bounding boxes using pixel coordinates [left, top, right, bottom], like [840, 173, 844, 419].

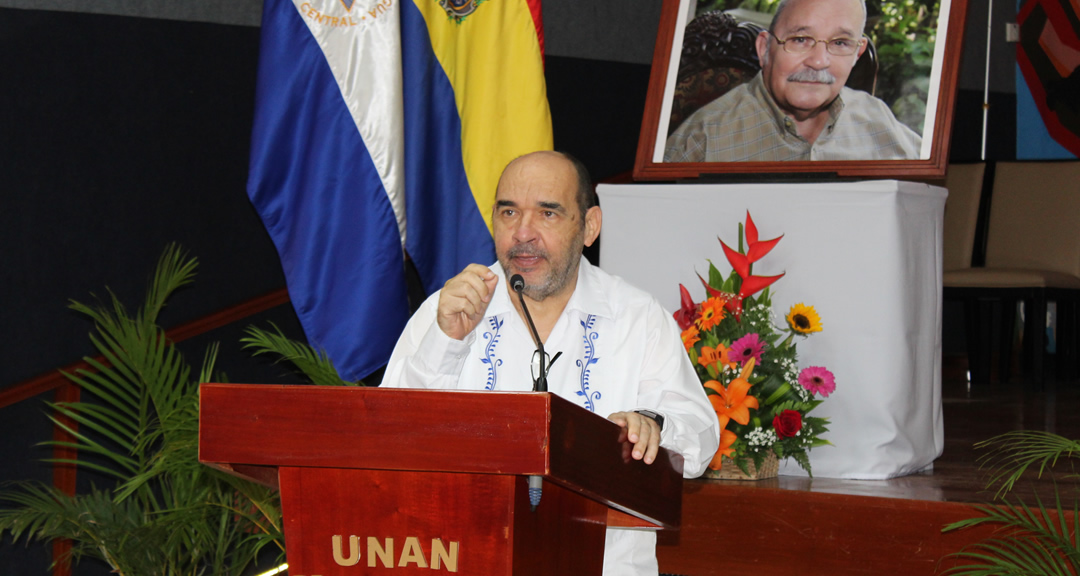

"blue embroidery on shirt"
[481, 316, 503, 390]
[576, 314, 601, 412]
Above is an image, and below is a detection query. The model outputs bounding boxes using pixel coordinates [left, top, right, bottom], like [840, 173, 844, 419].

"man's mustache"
[788, 69, 836, 84]
[507, 244, 549, 260]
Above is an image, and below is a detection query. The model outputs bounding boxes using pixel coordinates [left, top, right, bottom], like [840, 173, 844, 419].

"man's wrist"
[634, 409, 664, 431]
[419, 322, 474, 375]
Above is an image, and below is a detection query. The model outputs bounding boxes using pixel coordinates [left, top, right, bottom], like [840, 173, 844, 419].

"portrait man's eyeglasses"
[768, 32, 866, 56]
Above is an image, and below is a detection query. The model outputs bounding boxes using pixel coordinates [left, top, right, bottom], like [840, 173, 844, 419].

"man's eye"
[543, 211, 556, 218]
[789, 36, 812, 45]
[831, 38, 854, 48]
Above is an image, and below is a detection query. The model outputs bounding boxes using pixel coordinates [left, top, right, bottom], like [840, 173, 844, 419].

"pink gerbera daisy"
[728, 333, 765, 366]
[799, 366, 836, 397]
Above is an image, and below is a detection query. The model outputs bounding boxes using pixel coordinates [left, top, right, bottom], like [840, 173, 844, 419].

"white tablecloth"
[597, 180, 945, 479]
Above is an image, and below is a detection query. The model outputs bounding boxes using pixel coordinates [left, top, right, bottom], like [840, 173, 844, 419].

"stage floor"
[696, 357, 1080, 506]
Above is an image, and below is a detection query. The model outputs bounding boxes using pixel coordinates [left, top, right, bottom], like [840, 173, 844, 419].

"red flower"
[744, 211, 783, 263]
[718, 212, 785, 315]
[772, 410, 803, 439]
[673, 284, 700, 331]
[719, 212, 783, 276]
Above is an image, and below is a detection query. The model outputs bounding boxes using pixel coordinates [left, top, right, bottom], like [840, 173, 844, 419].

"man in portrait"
[664, 0, 922, 162]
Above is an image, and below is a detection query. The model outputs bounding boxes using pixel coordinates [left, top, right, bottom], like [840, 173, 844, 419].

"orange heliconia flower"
[696, 297, 727, 331]
[681, 326, 701, 351]
[708, 429, 738, 470]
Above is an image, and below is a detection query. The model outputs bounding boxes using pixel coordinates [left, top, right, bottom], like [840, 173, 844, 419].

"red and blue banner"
[247, 0, 552, 380]
[1016, 0, 1080, 159]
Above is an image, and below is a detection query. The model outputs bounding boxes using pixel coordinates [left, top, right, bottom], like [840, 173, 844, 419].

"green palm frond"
[975, 431, 1080, 501]
[943, 494, 1080, 573]
[0, 245, 283, 575]
[199, 341, 220, 384]
[142, 243, 198, 323]
[242, 322, 360, 386]
[941, 431, 1080, 575]
[0, 482, 169, 574]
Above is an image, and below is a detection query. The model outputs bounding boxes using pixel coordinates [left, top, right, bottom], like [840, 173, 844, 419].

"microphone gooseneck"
[511, 273, 546, 511]
[510, 274, 547, 393]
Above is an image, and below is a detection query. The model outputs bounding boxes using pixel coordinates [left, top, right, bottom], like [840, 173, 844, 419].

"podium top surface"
[199, 384, 683, 527]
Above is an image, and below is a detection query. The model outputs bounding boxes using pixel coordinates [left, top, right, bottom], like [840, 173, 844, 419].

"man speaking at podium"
[383, 150, 719, 575]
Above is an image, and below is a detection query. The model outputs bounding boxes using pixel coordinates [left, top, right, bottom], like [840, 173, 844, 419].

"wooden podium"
[199, 384, 684, 575]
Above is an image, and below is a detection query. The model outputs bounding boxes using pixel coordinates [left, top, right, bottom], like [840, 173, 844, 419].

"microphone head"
[510, 274, 525, 292]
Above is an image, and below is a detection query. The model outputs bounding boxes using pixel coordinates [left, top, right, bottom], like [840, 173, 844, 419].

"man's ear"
[856, 37, 868, 60]
[583, 206, 602, 248]
[755, 30, 771, 67]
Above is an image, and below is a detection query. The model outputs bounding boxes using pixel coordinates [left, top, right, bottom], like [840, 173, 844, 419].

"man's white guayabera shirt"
[384, 257, 720, 576]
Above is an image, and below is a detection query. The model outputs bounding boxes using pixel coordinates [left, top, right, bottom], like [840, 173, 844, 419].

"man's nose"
[513, 212, 539, 243]
[804, 41, 832, 68]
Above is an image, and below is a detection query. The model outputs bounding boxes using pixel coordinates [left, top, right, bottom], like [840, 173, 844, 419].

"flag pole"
[981, 0, 994, 160]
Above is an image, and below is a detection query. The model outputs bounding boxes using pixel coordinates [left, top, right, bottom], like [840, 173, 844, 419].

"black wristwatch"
[634, 409, 665, 431]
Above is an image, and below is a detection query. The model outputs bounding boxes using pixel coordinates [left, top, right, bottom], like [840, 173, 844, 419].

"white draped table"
[597, 180, 946, 479]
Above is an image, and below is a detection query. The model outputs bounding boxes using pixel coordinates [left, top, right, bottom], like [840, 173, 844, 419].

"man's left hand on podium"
[608, 411, 662, 465]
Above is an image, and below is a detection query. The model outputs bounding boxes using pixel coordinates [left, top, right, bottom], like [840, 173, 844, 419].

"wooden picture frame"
[634, 0, 970, 181]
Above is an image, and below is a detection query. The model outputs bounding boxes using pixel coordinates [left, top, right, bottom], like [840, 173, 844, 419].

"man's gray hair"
[768, 0, 868, 34]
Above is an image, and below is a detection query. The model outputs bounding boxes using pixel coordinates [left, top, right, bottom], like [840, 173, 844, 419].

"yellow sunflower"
[696, 297, 727, 331]
[786, 303, 822, 334]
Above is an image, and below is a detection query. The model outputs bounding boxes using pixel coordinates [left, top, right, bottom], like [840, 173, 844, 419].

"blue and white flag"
[247, 0, 552, 381]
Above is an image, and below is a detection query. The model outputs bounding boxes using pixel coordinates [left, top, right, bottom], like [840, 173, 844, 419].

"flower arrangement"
[675, 212, 834, 477]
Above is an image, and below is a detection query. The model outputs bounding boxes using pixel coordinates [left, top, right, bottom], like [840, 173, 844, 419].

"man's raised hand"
[437, 264, 500, 341]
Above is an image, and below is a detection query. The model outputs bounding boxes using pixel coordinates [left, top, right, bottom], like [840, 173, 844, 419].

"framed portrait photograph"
[634, 0, 970, 180]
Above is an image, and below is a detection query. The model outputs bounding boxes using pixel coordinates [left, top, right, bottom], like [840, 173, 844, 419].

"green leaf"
[0, 245, 284, 575]
[242, 323, 359, 386]
[707, 260, 724, 290]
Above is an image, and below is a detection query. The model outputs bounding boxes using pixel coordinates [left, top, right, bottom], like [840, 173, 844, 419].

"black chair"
[944, 161, 1080, 386]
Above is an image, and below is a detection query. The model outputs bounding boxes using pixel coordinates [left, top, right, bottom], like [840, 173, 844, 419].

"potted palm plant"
[0, 244, 346, 574]
[941, 430, 1080, 575]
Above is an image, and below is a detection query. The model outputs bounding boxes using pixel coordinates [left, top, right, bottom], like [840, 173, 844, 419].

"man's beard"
[787, 68, 836, 84]
[500, 229, 584, 301]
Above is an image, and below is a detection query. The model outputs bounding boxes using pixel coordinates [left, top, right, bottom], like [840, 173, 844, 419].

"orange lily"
[699, 343, 734, 371]
[681, 326, 701, 351]
[708, 429, 737, 470]
[702, 379, 728, 428]
[698, 345, 721, 367]
[707, 359, 758, 428]
[715, 342, 733, 367]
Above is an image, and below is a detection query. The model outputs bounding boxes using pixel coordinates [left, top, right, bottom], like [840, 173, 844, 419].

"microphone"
[510, 274, 547, 393]
[511, 273, 546, 512]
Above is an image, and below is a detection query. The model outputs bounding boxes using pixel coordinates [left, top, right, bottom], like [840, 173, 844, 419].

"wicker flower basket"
[703, 452, 779, 480]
